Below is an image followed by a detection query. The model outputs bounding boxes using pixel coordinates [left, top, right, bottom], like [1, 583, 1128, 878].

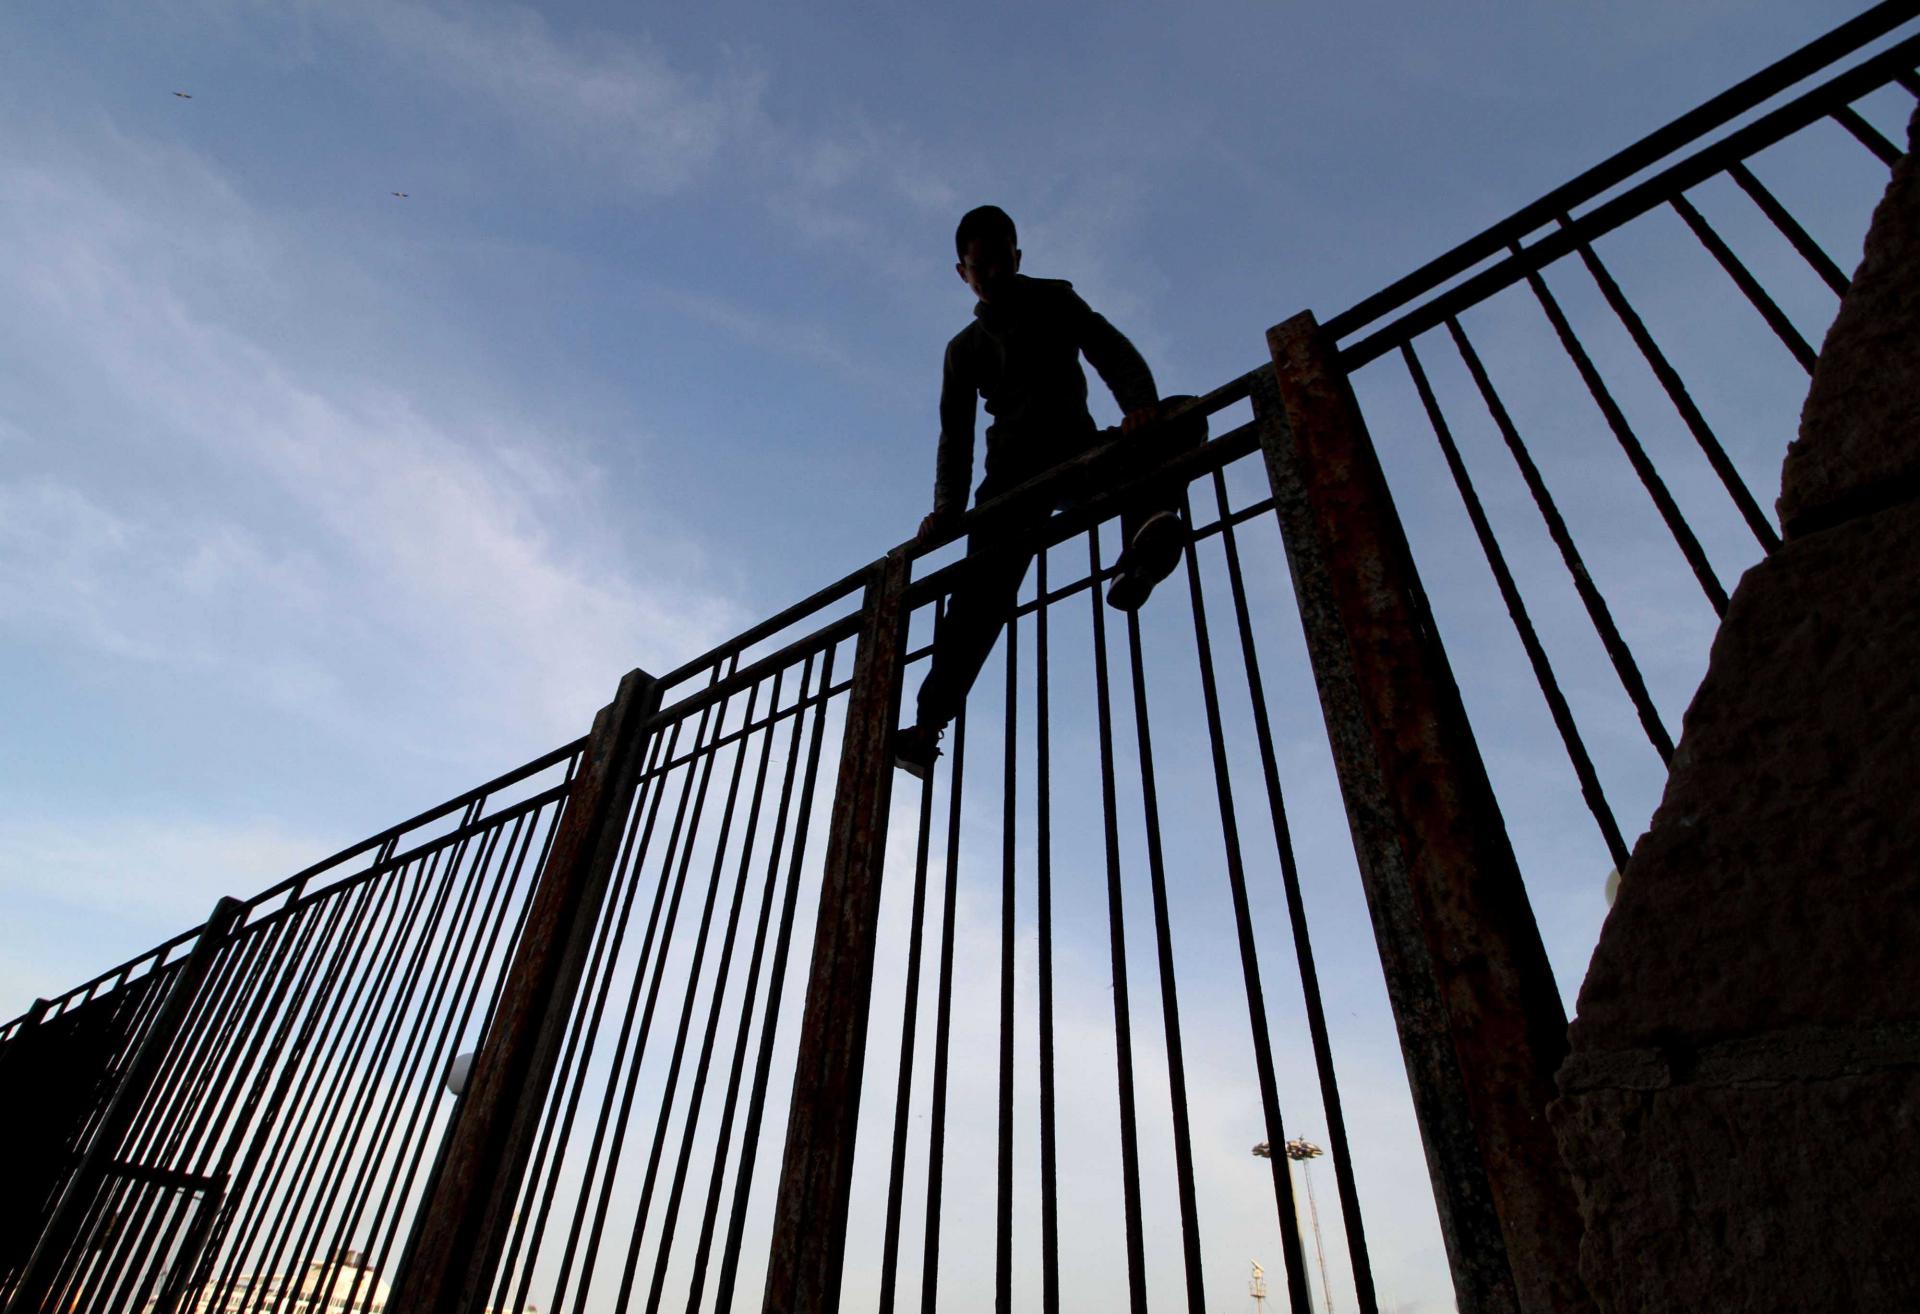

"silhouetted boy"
[894, 205, 1201, 779]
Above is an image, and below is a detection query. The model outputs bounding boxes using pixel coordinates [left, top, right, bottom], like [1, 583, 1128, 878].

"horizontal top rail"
[235, 777, 578, 943]
[0, 932, 195, 1041]
[639, 368, 1264, 721]
[905, 371, 1261, 552]
[655, 562, 872, 694]
[902, 415, 1263, 610]
[1320, 0, 1920, 344]
[240, 735, 588, 912]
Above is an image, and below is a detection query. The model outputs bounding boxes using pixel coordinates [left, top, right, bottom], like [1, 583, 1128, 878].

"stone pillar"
[1551, 107, 1920, 1311]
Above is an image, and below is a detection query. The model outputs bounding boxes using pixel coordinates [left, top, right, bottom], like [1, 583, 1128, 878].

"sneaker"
[893, 723, 944, 781]
[1106, 511, 1186, 611]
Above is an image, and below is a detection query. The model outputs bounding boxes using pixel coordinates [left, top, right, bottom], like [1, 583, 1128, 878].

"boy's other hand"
[1121, 401, 1162, 437]
[918, 507, 962, 545]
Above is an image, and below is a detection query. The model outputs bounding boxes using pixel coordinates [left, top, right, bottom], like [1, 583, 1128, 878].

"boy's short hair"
[955, 205, 1017, 258]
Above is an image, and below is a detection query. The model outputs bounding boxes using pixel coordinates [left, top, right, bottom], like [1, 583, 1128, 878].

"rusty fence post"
[388, 666, 659, 1314]
[5, 896, 247, 1314]
[762, 548, 910, 1314]
[1256, 313, 1590, 1314]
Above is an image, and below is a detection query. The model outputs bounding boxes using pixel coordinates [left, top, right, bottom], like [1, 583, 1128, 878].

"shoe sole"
[1107, 514, 1186, 610]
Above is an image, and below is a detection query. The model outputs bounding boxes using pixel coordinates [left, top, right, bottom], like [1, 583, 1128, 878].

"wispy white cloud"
[318, 0, 769, 199]
[0, 814, 322, 928]
[0, 115, 745, 763]
[654, 284, 919, 404]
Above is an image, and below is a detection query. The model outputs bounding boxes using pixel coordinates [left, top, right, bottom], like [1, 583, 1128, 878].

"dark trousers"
[913, 400, 1205, 729]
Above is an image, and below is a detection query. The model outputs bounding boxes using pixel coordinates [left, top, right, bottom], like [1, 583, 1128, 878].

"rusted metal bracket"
[387, 666, 660, 1314]
[5, 896, 246, 1314]
[1257, 313, 1590, 1314]
[761, 548, 911, 1314]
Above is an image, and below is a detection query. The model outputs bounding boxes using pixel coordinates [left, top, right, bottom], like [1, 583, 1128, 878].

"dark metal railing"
[0, 747, 582, 1314]
[2, 5, 1912, 1313]
[1324, 2, 1914, 884]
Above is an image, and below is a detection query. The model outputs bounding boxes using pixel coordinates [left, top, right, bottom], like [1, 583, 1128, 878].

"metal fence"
[4, 5, 1915, 1312]
[0, 744, 584, 1314]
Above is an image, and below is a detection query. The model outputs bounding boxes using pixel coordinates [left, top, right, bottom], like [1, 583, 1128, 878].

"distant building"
[185, 1250, 390, 1314]
[182, 1250, 535, 1314]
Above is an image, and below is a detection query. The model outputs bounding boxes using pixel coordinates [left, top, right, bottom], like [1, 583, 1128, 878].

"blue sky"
[0, 1, 1901, 1307]
[2, 0, 1866, 995]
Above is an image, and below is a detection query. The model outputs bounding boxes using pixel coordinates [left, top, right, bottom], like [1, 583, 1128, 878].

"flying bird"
[173, 91, 192, 98]
[391, 192, 409, 198]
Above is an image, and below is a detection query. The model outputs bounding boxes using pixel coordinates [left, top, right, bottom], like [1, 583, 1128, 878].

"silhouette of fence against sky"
[4, 5, 1916, 1312]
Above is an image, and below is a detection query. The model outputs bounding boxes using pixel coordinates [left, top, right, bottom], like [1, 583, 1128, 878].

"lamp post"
[1252, 1138, 1336, 1314]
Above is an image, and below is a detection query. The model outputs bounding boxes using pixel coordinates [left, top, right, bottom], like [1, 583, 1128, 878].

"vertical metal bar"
[200, 880, 381, 1310]
[77, 972, 176, 1168]
[257, 854, 425, 1314]
[1121, 610, 1209, 1312]
[188, 886, 362, 1310]
[563, 675, 738, 1314]
[1400, 340, 1633, 871]
[58, 921, 255, 1314]
[166, 898, 332, 1306]
[613, 680, 767, 1310]
[5, 895, 244, 1314]
[1085, 524, 1150, 1314]
[1831, 102, 1903, 164]
[1446, 315, 1676, 763]
[996, 602, 1019, 1314]
[382, 807, 552, 1294]
[763, 548, 911, 1314]
[497, 725, 677, 1314]
[1516, 246, 1729, 614]
[1726, 161, 1851, 294]
[547, 698, 715, 1314]
[641, 670, 790, 1313]
[713, 642, 839, 1314]
[321, 818, 500, 1307]
[387, 666, 661, 1314]
[1671, 193, 1819, 371]
[1033, 552, 1062, 1314]
[356, 814, 531, 1295]
[878, 646, 938, 1314]
[1260, 314, 1591, 1314]
[496, 733, 668, 1314]
[282, 841, 466, 1309]
[140, 910, 310, 1314]
[687, 654, 817, 1313]
[470, 747, 588, 1047]
[218, 861, 396, 1295]
[918, 705, 968, 1314]
[91, 913, 268, 1314]
[1563, 219, 1781, 552]
[1210, 464, 1379, 1314]
[1173, 498, 1314, 1314]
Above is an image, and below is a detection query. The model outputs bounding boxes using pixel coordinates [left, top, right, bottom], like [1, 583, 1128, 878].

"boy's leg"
[913, 508, 1045, 731]
[1107, 396, 1208, 610]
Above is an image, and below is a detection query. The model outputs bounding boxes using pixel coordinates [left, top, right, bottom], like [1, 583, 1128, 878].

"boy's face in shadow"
[957, 236, 1020, 303]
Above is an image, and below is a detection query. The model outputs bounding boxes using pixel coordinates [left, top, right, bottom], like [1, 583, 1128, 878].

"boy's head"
[955, 205, 1019, 303]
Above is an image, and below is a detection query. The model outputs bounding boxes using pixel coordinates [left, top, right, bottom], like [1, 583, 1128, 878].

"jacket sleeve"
[1072, 289, 1158, 415]
[933, 335, 977, 516]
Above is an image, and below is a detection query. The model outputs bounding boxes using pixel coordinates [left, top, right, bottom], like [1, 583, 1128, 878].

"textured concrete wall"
[1552, 107, 1920, 1311]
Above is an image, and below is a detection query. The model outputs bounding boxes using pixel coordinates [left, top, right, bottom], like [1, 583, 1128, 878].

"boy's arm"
[926, 337, 976, 537]
[1072, 291, 1158, 423]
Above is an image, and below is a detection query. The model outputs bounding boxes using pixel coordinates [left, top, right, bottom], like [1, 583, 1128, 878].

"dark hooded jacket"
[933, 274, 1157, 516]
